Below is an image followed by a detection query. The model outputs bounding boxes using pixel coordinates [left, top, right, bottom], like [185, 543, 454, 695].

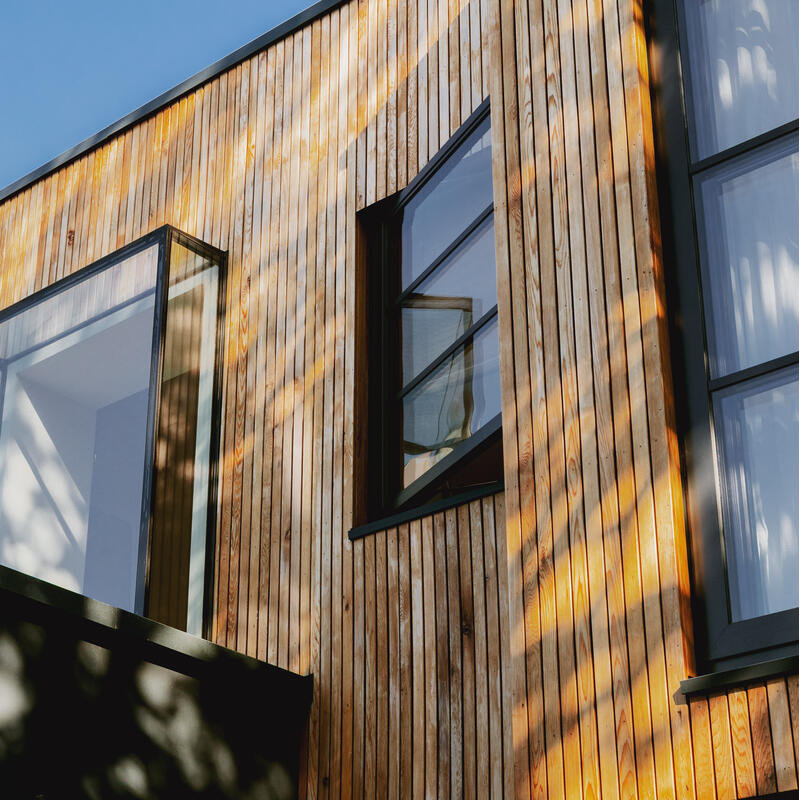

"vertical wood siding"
[0, 0, 796, 797]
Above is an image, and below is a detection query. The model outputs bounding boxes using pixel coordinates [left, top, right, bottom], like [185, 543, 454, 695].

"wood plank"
[410, 518, 425, 799]
[433, 512, 450, 800]
[367, 0, 378, 205]
[457, 502, 476, 800]
[330, 12, 348, 794]
[487, 0, 535, 794]
[244, 51, 266, 657]
[689, 696, 716, 800]
[445, 507, 463, 800]
[311, 22, 330, 795]
[376, 0, 388, 200]
[584, 1, 650, 796]
[469, 500, 489, 796]
[416, 0, 428, 172]
[747, 683, 777, 794]
[481, 496, 503, 800]
[766, 678, 798, 792]
[228, 58, 251, 651]
[235, 53, 258, 656]
[303, 24, 321, 794]
[788, 675, 798, 768]
[357, 0, 369, 210]
[452, 0, 464, 129]
[250, 48, 275, 661]
[398, 522, 413, 800]
[376, 529, 390, 798]
[492, 493, 517, 799]
[708, 692, 736, 800]
[436, 0, 449, 143]
[424, 0, 436, 158]
[396, 0, 408, 189]
[387, 528, 401, 800]
[340, 5, 359, 796]
[517, 0, 567, 794]
[364, 527, 378, 799]
[421, 514, 437, 800]
[728, 688, 757, 798]
[386, 0, 398, 195]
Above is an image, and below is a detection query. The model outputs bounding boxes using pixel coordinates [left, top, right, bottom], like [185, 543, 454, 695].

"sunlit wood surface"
[0, 0, 796, 797]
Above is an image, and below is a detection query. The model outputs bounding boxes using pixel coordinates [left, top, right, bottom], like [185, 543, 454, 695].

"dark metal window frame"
[0, 225, 228, 638]
[648, 0, 799, 670]
[362, 97, 501, 517]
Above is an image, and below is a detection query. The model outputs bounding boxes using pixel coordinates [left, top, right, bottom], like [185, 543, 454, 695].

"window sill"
[348, 480, 504, 541]
[679, 654, 798, 697]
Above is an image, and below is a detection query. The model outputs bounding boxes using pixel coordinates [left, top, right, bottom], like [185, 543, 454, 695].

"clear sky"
[0, 0, 314, 191]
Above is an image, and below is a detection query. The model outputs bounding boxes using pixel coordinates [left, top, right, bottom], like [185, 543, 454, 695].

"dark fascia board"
[679, 655, 798, 697]
[0, 563, 313, 706]
[0, 0, 348, 205]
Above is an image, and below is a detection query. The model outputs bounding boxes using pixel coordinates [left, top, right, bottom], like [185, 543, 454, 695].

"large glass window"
[0, 228, 225, 636]
[365, 103, 501, 513]
[655, 0, 798, 666]
[681, 0, 798, 159]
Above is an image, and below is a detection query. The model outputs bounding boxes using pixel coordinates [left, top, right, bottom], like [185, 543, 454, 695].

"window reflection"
[683, 0, 798, 158]
[697, 137, 799, 377]
[402, 320, 500, 487]
[400, 120, 493, 287]
[400, 216, 496, 383]
[714, 368, 799, 621]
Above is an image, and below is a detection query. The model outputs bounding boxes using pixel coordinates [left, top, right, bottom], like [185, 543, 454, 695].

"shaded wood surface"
[0, 0, 796, 797]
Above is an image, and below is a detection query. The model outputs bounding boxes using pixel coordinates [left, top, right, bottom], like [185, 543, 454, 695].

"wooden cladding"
[689, 676, 799, 798]
[0, 0, 796, 798]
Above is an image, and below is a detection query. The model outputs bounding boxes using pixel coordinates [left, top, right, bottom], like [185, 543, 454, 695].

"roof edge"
[0, 0, 347, 205]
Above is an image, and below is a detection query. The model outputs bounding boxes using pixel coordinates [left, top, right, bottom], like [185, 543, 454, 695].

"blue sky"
[0, 0, 313, 191]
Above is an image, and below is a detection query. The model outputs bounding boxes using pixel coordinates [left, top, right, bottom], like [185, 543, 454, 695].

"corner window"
[0, 227, 225, 636]
[654, 0, 798, 667]
[363, 101, 502, 515]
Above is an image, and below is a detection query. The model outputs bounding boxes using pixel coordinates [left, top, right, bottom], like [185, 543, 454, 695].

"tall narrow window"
[0, 228, 225, 636]
[653, 0, 798, 667]
[364, 101, 502, 515]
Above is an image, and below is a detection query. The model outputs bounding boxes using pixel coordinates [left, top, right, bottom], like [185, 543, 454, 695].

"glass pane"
[697, 137, 798, 377]
[148, 240, 220, 635]
[402, 319, 500, 488]
[714, 367, 798, 622]
[0, 245, 159, 612]
[401, 118, 493, 287]
[682, 0, 798, 159]
[400, 215, 497, 384]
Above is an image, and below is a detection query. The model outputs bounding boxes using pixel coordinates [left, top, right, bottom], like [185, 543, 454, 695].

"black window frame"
[362, 98, 502, 518]
[0, 225, 227, 638]
[648, 0, 799, 671]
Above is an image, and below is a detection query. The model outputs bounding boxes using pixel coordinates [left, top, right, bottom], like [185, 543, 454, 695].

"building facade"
[0, 0, 796, 797]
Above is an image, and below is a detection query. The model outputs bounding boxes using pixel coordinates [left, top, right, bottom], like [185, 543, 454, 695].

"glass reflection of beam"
[401, 293, 474, 478]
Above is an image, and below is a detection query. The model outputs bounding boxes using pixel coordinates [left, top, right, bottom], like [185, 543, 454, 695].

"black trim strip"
[679, 655, 798, 697]
[0, 0, 351, 204]
[349, 479, 504, 541]
[708, 352, 798, 394]
[395, 205, 494, 304]
[0, 563, 312, 690]
[398, 305, 498, 398]
[688, 119, 799, 176]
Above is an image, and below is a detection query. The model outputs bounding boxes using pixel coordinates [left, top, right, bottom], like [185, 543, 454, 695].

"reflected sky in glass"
[682, 0, 798, 158]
